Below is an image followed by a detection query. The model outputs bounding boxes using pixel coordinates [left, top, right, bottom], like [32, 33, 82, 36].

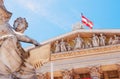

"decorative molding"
[51, 44, 120, 60]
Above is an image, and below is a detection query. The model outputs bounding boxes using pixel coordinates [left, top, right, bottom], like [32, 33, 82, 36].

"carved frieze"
[50, 33, 120, 60]
[51, 34, 120, 54]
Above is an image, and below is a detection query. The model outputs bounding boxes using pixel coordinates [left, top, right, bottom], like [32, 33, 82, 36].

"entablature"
[51, 44, 120, 60]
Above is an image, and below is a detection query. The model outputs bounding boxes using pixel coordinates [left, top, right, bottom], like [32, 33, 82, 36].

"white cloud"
[13, 0, 71, 30]
[25, 2, 38, 12]
[13, 0, 56, 14]
[13, 0, 39, 13]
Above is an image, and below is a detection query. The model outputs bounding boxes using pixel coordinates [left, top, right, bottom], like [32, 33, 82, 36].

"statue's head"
[13, 17, 28, 33]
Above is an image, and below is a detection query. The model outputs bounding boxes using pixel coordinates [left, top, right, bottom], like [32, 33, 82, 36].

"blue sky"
[4, 0, 120, 47]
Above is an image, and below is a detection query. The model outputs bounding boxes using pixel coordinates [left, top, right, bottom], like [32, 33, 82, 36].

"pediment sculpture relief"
[52, 33, 120, 53]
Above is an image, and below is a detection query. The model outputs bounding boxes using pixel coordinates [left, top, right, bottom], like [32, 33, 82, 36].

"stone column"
[89, 66, 101, 79]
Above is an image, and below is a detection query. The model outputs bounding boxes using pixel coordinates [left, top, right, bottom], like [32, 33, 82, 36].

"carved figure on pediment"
[85, 41, 92, 48]
[90, 67, 101, 79]
[92, 34, 99, 47]
[60, 39, 67, 52]
[67, 43, 72, 51]
[54, 40, 60, 53]
[62, 70, 73, 79]
[108, 37, 113, 45]
[99, 34, 106, 46]
[74, 34, 84, 49]
[112, 35, 120, 45]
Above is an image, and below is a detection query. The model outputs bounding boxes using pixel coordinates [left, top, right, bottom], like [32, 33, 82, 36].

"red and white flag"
[81, 14, 93, 29]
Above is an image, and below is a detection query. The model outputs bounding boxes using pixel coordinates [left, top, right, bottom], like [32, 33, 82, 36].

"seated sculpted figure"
[112, 35, 120, 44]
[85, 41, 92, 48]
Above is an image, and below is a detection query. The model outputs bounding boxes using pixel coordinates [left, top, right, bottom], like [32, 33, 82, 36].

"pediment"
[28, 29, 120, 56]
[47, 29, 120, 60]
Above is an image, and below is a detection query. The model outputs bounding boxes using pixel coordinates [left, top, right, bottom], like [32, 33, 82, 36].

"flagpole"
[50, 61, 54, 79]
[81, 13, 83, 16]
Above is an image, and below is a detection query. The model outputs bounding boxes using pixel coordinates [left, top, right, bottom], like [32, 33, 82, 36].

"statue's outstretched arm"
[16, 33, 40, 46]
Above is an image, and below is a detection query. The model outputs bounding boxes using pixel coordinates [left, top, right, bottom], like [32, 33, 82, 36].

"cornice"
[51, 44, 120, 60]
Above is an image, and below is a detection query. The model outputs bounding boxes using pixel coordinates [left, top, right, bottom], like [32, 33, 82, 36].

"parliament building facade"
[27, 26, 120, 79]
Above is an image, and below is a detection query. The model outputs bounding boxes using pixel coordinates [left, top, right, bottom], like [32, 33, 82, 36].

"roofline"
[41, 29, 120, 44]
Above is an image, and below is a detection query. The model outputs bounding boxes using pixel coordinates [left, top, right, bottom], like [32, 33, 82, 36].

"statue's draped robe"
[0, 23, 23, 75]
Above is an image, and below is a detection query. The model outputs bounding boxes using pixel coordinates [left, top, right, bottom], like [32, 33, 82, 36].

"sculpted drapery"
[0, 1, 40, 79]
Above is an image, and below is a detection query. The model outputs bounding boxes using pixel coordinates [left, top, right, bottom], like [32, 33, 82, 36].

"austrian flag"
[81, 15, 93, 29]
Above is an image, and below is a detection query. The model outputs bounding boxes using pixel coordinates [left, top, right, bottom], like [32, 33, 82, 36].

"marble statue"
[60, 39, 67, 52]
[72, 22, 84, 31]
[54, 40, 60, 53]
[74, 35, 83, 49]
[92, 34, 99, 47]
[85, 41, 92, 48]
[13, 17, 40, 46]
[112, 35, 120, 44]
[0, 1, 40, 79]
[108, 37, 113, 45]
[99, 34, 106, 46]
[66, 43, 72, 51]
